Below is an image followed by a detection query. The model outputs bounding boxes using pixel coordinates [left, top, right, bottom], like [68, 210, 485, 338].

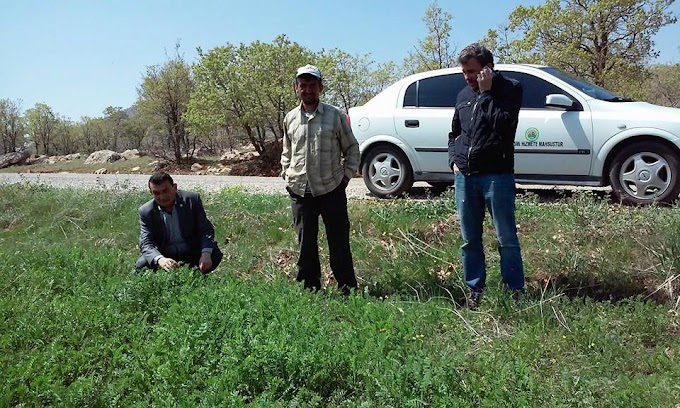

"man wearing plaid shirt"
[281, 64, 360, 294]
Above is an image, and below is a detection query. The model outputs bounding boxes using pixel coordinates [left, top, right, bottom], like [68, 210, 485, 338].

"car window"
[404, 82, 417, 107]
[538, 67, 624, 101]
[501, 71, 579, 109]
[402, 74, 466, 108]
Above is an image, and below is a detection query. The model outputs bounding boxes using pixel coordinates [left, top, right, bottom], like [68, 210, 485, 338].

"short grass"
[1, 184, 679, 406]
[0, 156, 158, 174]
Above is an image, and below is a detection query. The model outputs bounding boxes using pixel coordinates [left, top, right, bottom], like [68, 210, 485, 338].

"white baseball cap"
[296, 64, 321, 79]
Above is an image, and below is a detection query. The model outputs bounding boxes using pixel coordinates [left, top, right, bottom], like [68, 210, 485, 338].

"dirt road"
[0, 173, 376, 198]
[0, 172, 610, 201]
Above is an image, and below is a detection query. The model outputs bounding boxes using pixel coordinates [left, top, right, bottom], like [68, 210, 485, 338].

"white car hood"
[588, 100, 680, 124]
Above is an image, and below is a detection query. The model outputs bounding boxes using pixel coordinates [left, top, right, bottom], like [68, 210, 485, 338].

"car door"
[393, 73, 467, 175]
[501, 71, 594, 178]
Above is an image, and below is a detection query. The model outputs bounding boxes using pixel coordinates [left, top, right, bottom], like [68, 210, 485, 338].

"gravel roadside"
[0, 172, 610, 201]
[0, 172, 378, 199]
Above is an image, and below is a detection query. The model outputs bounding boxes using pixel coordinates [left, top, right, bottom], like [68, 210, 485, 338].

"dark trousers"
[135, 247, 223, 274]
[289, 184, 357, 291]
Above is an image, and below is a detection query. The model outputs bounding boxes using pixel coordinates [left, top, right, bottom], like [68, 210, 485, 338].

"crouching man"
[135, 171, 222, 274]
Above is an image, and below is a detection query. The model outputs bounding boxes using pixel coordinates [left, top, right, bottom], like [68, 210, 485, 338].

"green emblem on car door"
[525, 127, 539, 142]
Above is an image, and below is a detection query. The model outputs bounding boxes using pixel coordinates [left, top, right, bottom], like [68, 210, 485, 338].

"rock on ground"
[0, 151, 30, 169]
[85, 150, 123, 164]
[121, 149, 144, 160]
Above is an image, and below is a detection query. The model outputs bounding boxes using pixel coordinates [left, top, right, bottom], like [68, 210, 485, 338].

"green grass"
[0, 154, 232, 175]
[0, 156, 158, 174]
[1, 184, 679, 406]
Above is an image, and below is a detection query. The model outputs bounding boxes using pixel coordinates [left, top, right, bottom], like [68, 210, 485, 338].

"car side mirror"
[545, 94, 576, 110]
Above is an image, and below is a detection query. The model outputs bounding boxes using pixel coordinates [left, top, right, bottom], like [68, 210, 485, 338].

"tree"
[77, 116, 108, 153]
[51, 117, 78, 155]
[645, 63, 680, 106]
[317, 50, 402, 112]
[137, 44, 194, 164]
[26, 103, 58, 156]
[189, 35, 313, 162]
[485, 0, 677, 97]
[103, 106, 128, 152]
[242, 36, 311, 159]
[188, 44, 253, 156]
[318, 49, 374, 112]
[403, 0, 456, 74]
[367, 61, 402, 101]
[122, 113, 148, 150]
[0, 98, 25, 154]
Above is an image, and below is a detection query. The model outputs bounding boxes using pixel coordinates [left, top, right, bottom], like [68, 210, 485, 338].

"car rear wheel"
[609, 141, 680, 205]
[362, 145, 414, 198]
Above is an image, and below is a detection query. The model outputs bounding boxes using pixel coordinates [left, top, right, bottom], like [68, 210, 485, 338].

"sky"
[1, 0, 679, 120]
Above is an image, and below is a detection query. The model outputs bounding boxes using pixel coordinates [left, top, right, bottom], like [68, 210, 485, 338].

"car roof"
[406, 63, 549, 77]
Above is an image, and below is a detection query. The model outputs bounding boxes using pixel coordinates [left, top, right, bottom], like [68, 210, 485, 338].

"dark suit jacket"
[138, 190, 220, 266]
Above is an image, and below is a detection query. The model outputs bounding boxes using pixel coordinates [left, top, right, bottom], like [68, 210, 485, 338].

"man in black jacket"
[448, 43, 525, 307]
[136, 172, 222, 274]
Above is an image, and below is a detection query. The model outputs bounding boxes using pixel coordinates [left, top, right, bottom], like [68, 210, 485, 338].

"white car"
[348, 64, 680, 205]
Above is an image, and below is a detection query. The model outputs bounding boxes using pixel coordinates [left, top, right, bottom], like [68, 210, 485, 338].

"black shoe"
[302, 279, 321, 292]
[467, 291, 482, 309]
[339, 285, 357, 296]
[511, 288, 525, 303]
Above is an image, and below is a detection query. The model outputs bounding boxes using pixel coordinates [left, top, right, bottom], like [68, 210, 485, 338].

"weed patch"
[1, 184, 678, 406]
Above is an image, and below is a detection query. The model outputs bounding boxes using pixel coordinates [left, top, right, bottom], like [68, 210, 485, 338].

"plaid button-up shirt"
[281, 102, 360, 196]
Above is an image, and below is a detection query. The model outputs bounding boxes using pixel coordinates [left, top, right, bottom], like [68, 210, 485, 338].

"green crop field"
[1, 183, 678, 406]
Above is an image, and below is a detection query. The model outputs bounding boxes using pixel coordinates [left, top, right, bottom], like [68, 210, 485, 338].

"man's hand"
[199, 252, 212, 274]
[477, 66, 494, 92]
[452, 163, 460, 174]
[158, 257, 179, 271]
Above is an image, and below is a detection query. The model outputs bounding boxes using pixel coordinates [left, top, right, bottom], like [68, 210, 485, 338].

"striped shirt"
[281, 102, 360, 196]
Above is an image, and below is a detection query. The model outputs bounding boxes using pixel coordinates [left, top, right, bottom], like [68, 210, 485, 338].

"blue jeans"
[455, 172, 524, 292]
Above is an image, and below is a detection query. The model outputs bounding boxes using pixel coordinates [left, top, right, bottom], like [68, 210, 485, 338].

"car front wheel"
[609, 141, 680, 205]
[362, 145, 414, 198]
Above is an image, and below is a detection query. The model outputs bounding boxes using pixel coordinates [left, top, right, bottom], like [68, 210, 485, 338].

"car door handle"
[405, 120, 419, 128]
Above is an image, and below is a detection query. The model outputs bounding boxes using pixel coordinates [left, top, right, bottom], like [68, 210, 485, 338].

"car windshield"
[539, 67, 632, 102]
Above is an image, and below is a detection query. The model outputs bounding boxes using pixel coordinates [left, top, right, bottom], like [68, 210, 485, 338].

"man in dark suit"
[135, 171, 222, 274]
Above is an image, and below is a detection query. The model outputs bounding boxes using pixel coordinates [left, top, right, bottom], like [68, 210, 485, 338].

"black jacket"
[448, 72, 522, 175]
[138, 190, 220, 266]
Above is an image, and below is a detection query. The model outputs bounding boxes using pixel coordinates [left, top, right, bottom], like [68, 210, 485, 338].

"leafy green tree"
[188, 44, 250, 156]
[644, 63, 680, 107]
[137, 44, 194, 164]
[403, 0, 456, 74]
[77, 116, 108, 153]
[122, 113, 148, 150]
[317, 50, 402, 111]
[189, 35, 312, 161]
[51, 117, 78, 155]
[26, 103, 58, 156]
[242, 36, 311, 158]
[367, 61, 402, 100]
[318, 49, 374, 111]
[0, 98, 25, 154]
[103, 106, 127, 152]
[485, 0, 677, 97]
